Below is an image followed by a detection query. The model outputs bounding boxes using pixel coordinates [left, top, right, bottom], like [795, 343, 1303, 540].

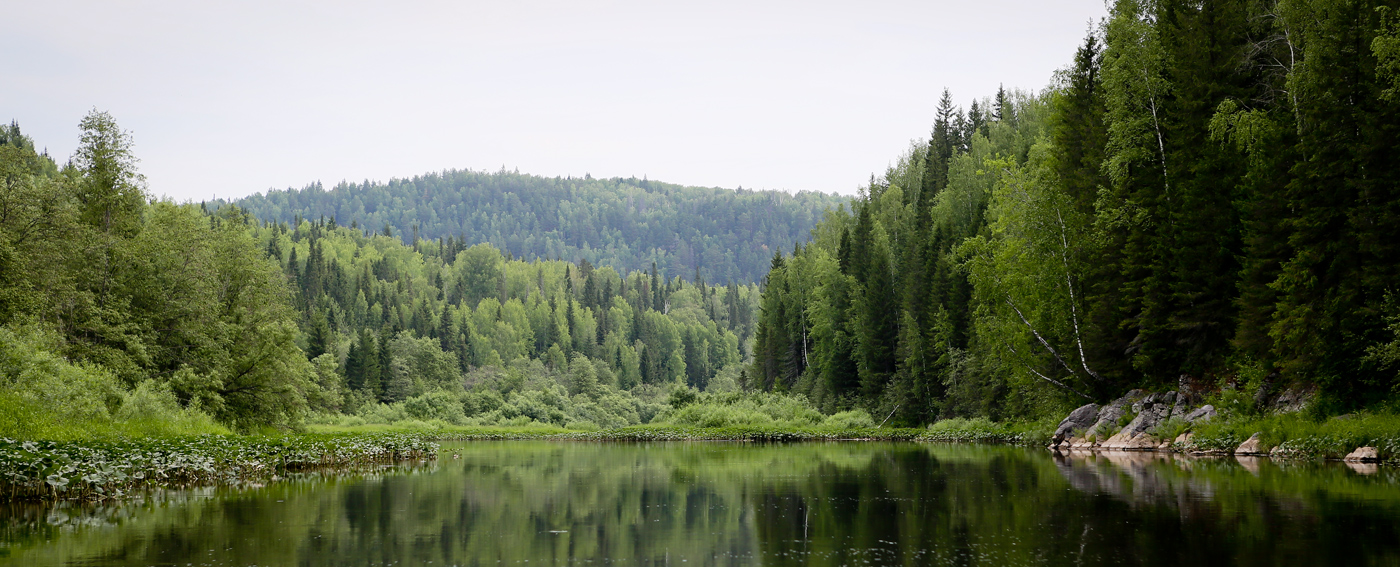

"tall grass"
[650, 390, 877, 429]
[0, 325, 229, 441]
[922, 417, 1056, 446]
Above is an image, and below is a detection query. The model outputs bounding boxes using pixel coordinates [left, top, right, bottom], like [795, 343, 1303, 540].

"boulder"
[1051, 403, 1100, 447]
[1101, 392, 1178, 450]
[1234, 432, 1265, 455]
[1183, 405, 1216, 424]
[1344, 446, 1380, 462]
[1173, 432, 1193, 447]
[1083, 390, 1148, 443]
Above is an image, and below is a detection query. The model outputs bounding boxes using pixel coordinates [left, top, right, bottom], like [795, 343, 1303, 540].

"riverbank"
[309, 420, 1062, 444]
[1047, 388, 1400, 463]
[0, 422, 1039, 501]
[8, 409, 1395, 502]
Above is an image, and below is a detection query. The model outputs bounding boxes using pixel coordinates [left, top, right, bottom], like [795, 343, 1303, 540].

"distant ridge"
[229, 169, 849, 283]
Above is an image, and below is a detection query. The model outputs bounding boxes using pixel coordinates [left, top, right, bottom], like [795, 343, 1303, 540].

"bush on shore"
[0, 325, 229, 441]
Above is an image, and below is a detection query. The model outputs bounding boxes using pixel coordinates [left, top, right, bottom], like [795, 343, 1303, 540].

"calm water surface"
[2, 441, 1399, 566]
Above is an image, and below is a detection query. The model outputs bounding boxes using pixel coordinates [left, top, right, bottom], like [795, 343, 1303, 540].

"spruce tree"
[306, 309, 331, 360]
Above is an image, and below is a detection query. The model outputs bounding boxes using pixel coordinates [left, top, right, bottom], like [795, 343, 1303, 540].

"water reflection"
[1, 442, 1399, 566]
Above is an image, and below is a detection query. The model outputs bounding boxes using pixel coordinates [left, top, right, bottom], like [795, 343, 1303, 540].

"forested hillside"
[254, 212, 759, 426]
[750, 0, 1400, 424]
[1, 114, 760, 436]
[229, 171, 847, 284]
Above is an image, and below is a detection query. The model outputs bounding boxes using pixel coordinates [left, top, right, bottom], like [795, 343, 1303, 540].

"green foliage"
[922, 417, 1055, 446]
[0, 113, 323, 434]
[652, 391, 829, 428]
[0, 323, 227, 440]
[228, 170, 847, 284]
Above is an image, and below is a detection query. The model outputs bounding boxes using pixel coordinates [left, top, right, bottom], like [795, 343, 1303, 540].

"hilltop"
[229, 171, 849, 284]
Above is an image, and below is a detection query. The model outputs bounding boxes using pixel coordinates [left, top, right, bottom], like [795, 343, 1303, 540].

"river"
[2, 441, 1398, 566]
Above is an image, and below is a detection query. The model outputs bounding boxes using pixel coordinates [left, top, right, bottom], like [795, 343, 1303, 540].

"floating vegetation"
[0, 433, 436, 501]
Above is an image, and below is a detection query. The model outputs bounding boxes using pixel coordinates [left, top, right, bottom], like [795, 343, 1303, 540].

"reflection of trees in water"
[1050, 449, 1400, 565]
[6, 443, 1400, 566]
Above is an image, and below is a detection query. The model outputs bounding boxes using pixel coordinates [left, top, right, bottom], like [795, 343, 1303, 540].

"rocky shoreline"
[1048, 389, 1383, 463]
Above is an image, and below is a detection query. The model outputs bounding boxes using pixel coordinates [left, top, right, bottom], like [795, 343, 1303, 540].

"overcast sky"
[5, 0, 1108, 201]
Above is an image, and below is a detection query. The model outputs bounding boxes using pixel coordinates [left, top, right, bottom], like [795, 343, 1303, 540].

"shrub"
[822, 410, 875, 429]
[402, 391, 467, 424]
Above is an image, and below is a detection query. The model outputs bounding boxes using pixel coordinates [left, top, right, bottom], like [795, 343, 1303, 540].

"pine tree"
[858, 235, 898, 403]
[376, 330, 393, 403]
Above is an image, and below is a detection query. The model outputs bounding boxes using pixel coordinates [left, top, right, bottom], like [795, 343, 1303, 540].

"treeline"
[229, 170, 848, 284]
[750, 0, 1400, 424]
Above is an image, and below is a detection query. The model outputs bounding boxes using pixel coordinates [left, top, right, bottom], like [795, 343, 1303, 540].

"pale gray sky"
[5, 0, 1108, 201]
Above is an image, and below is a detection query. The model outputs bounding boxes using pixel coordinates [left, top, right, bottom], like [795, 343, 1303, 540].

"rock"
[1270, 384, 1317, 413]
[1102, 391, 1181, 450]
[1059, 389, 1218, 452]
[1235, 432, 1265, 455]
[1052, 403, 1100, 447]
[1183, 405, 1216, 423]
[1100, 428, 1157, 450]
[1084, 390, 1147, 441]
[1174, 374, 1209, 409]
[1173, 432, 1193, 447]
[1344, 446, 1380, 462]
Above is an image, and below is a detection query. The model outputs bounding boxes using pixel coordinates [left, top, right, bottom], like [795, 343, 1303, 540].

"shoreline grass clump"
[920, 417, 1056, 446]
[0, 433, 436, 501]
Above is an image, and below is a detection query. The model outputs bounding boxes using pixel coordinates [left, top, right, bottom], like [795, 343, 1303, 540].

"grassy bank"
[1186, 412, 1400, 460]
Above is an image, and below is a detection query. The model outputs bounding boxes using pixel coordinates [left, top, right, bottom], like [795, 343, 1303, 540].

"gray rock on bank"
[1101, 391, 1180, 450]
[1235, 433, 1266, 455]
[1052, 403, 1100, 446]
[1344, 446, 1380, 462]
[1183, 405, 1216, 423]
[1050, 387, 1217, 451]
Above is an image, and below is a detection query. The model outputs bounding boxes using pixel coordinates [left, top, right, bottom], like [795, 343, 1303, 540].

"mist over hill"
[229, 170, 849, 283]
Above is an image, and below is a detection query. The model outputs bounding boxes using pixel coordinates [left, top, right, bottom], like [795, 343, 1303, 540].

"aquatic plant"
[0, 433, 436, 501]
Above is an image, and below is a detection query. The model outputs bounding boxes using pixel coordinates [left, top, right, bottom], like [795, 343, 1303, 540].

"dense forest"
[228, 170, 847, 284]
[1, 114, 762, 436]
[750, 0, 1400, 424]
[255, 210, 761, 427]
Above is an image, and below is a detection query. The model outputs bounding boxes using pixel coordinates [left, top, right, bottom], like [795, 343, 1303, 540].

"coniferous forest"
[228, 170, 846, 284]
[750, 0, 1400, 424]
